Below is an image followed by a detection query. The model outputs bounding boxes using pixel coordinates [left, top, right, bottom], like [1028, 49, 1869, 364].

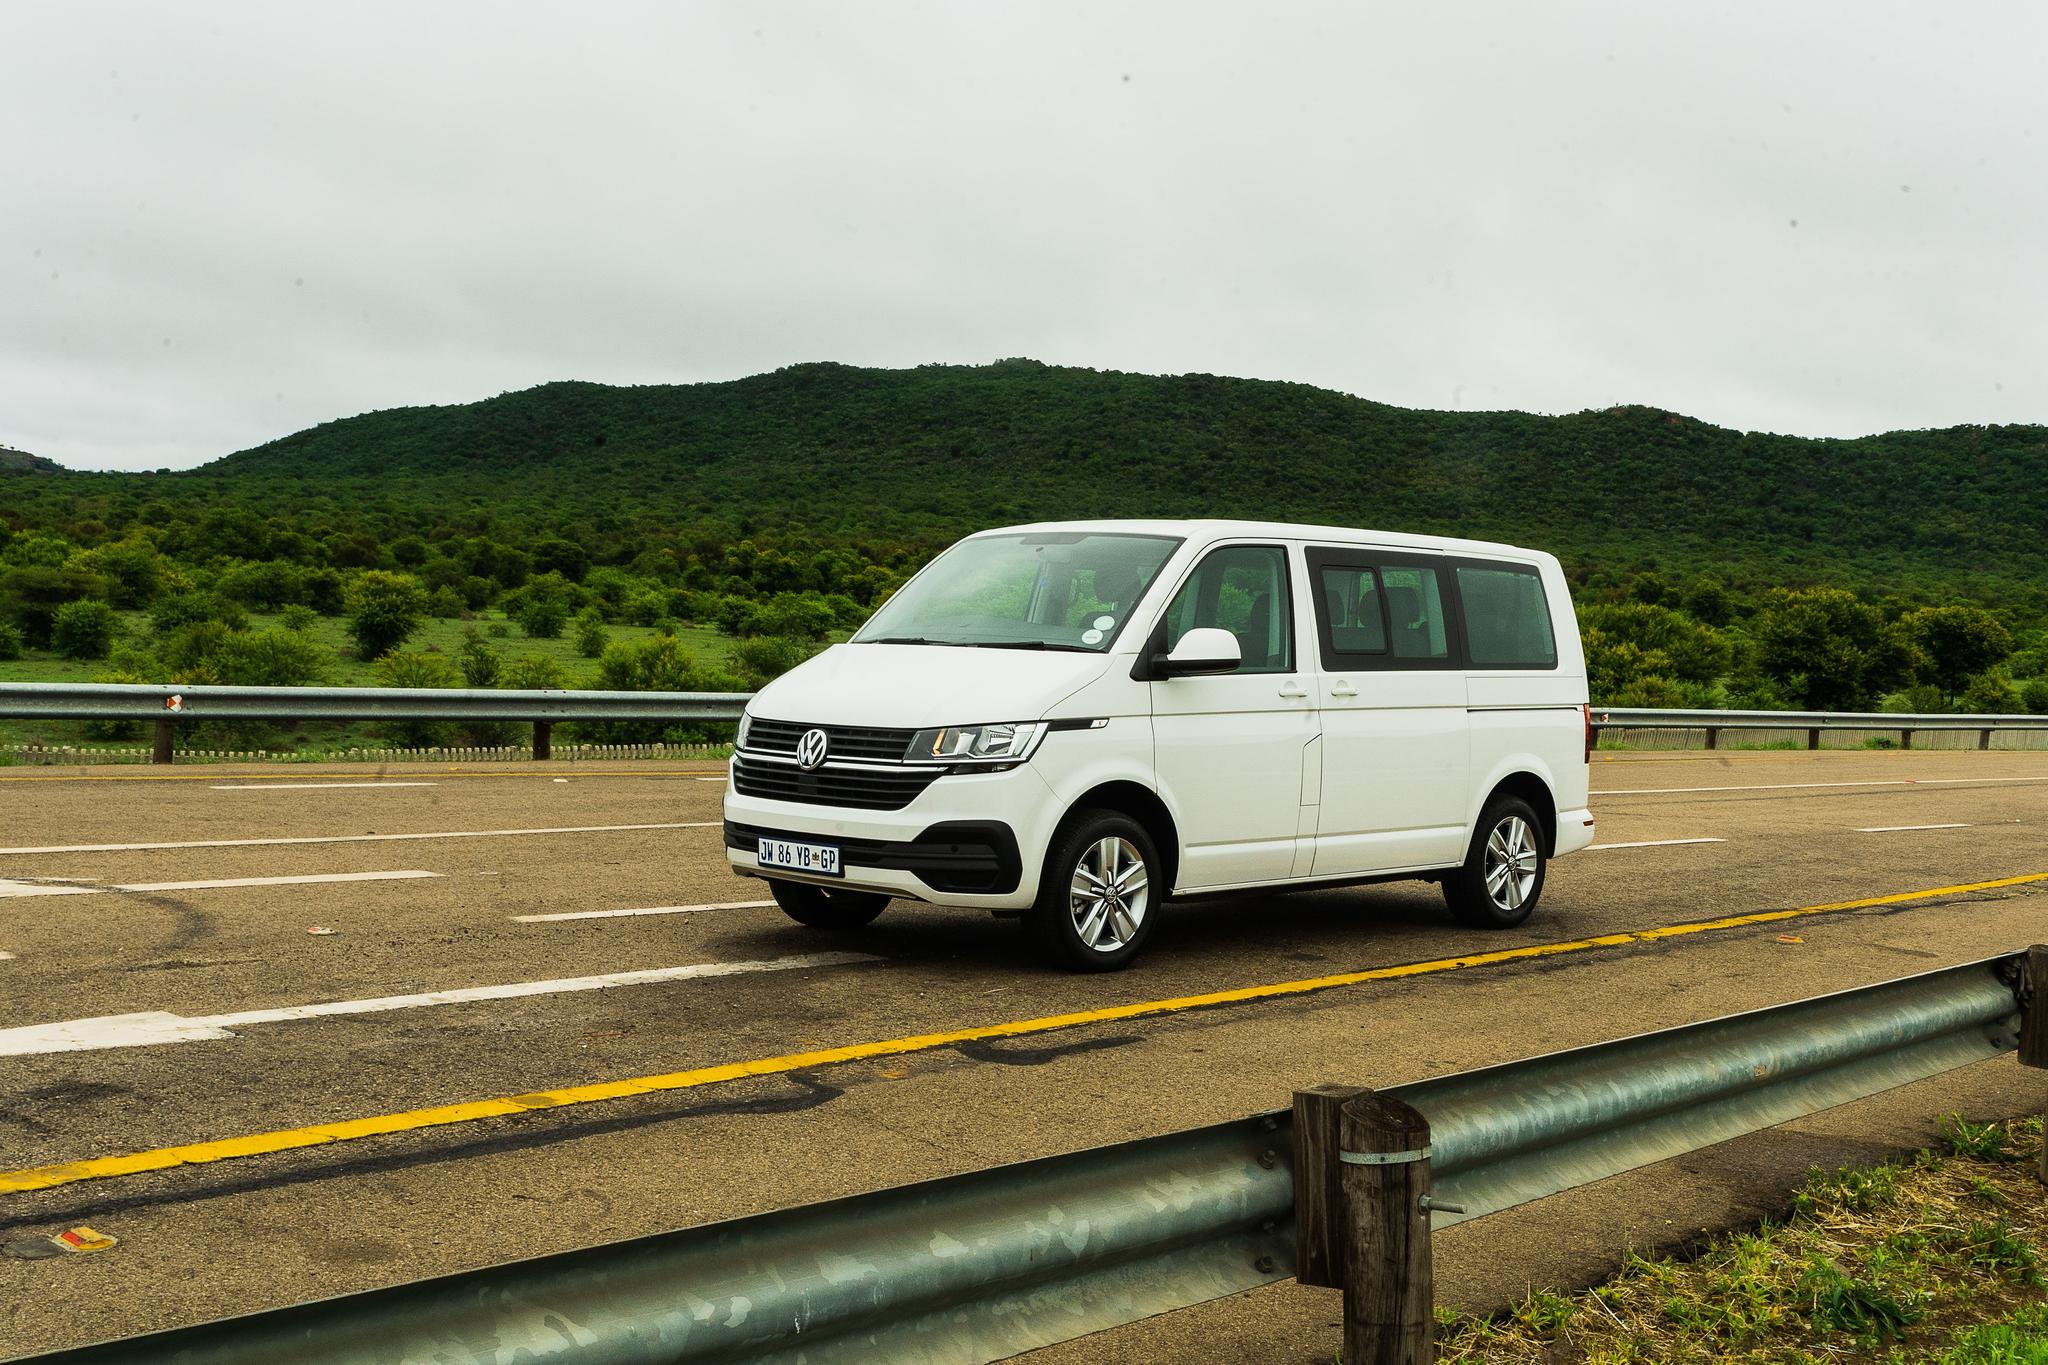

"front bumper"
[725, 820, 1022, 900]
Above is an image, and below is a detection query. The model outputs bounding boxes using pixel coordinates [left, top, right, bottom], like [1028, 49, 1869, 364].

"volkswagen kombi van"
[724, 520, 1593, 970]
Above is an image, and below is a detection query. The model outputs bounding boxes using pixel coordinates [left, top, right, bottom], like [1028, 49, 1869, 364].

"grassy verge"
[1435, 1115, 2047, 1364]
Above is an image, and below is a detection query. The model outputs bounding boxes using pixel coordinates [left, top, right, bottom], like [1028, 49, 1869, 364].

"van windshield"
[854, 532, 1182, 652]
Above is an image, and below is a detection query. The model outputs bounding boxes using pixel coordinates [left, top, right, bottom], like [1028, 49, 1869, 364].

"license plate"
[757, 837, 842, 877]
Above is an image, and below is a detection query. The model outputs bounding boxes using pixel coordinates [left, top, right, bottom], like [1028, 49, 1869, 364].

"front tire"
[769, 879, 889, 930]
[1028, 810, 1161, 972]
[1443, 797, 1547, 928]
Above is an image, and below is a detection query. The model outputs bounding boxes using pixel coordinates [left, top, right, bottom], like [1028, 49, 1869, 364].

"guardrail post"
[1900, 727, 1913, 750]
[1704, 726, 1718, 750]
[152, 717, 175, 765]
[1980, 728, 1993, 751]
[532, 720, 552, 762]
[1293, 1084, 1368, 1288]
[2022, 945, 2048, 1185]
[1341, 1091, 1435, 1365]
[1807, 727, 1821, 751]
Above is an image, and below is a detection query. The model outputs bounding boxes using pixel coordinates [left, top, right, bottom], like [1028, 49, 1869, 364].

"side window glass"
[1381, 566, 1449, 660]
[1317, 566, 1387, 654]
[1456, 565, 1557, 668]
[1160, 545, 1293, 674]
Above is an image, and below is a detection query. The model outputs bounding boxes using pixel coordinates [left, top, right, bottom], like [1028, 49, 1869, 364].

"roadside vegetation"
[1432, 1115, 2048, 1364]
[3, 361, 2046, 759]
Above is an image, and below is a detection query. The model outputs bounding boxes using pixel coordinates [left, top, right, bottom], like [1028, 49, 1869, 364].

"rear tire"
[769, 880, 889, 930]
[1028, 810, 1160, 972]
[1443, 797, 1547, 929]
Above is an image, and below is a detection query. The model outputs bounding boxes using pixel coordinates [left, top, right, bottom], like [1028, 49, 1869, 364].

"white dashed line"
[0, 871, 438, 897]
[1853, 823, 1972, 834]
[0, 952, 878, 1056]
[514, 899, 776, 923]
[0, 823, 717, 856]
[1587, 837, 1727, 850]
[210, 782, 439, 791]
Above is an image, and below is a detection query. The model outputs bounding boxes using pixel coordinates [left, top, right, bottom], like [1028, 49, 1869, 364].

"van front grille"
[746, 719, 918, 763]
[730, 755, 944, 811]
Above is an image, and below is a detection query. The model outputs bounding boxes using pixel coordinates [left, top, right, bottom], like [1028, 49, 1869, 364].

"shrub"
[457, 626, 501, 687]
[519, 597, 569, 639]
[151, 590, 248, 635]
[0, 619, 21, 660]
[427, 585, 465, 619]
[1, 565, 108, 648]
[208, 628, 332, 687]
[52, 599, 120, 659]
[503, 654, 572, 690]
[578, 635, 747, 743]
[731, 635, 817, 688]
[573, 607, 610, 658]
[373, 649, 460, 747]
[344, 570, 429, 658]
[2023, 679, 2048, 715]
[278, 603, 320, 632]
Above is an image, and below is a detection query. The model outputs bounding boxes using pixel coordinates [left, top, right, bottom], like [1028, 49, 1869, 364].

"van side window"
[1381, 565, 1449, 660]
[1317, 566, 1388, 654]
[1455, 564, 1557, 669]
[1160, 545, 1293, 674]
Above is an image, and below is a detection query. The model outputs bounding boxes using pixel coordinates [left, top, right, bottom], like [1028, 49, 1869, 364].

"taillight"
[1584, 704, 1594, 763]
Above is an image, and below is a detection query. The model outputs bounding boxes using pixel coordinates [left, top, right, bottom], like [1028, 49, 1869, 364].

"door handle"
[1278, 681, 1308, 699]
[1330, 680, 1358, 697]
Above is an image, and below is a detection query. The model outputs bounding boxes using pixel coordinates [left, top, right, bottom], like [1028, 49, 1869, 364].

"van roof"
[973, 518, 1557, 563]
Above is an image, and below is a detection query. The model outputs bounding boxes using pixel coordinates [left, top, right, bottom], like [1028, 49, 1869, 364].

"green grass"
[1435, 1116, 2048, 1363]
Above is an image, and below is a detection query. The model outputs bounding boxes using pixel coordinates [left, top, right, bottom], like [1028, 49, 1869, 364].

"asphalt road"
[0, 748, 2044, 1361]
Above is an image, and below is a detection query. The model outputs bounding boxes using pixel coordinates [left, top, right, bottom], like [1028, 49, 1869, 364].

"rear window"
[1456, 564, 1557, 669]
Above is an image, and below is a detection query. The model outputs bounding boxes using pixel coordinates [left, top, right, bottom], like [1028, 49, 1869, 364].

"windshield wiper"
[865, 636, 945, 646]
[971, 641, 1093, 652]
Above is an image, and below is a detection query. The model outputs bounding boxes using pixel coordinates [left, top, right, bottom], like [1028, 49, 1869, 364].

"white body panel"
[725, 518, 1593, 917]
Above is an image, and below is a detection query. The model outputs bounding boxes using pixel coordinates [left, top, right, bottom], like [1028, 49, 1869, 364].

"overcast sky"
[4, 2, 2043, 471]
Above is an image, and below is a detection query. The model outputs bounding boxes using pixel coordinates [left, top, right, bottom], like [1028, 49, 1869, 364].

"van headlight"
[736, 712, 753, 749]
[907, 721, 1048, 765]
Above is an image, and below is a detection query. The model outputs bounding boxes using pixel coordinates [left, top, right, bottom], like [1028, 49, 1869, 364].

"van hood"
[748, 643, 1112, 729]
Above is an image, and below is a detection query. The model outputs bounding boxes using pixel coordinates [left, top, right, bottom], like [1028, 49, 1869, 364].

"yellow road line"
[3, 870, 2041, 1197]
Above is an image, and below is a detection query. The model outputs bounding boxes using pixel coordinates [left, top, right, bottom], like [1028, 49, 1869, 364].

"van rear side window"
[1456, 565, 1557, 669]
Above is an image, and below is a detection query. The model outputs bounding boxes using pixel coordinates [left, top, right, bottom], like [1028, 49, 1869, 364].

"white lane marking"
[0, 951, 14, 961]
[1, 872, 436, 897]
[114, 871, 440, 893]
[1854, 823, 1972, 833]
[0, 822, 718, 857]
[0, 953, 877, 1055]
[696, 777, 729, 783]
[514, 899, 776, 923]
[1587, 837, 1727, 850]
[0, 879, 104, 898]
[1594, 776, 2048, 797]
[210, 782, 439, 791]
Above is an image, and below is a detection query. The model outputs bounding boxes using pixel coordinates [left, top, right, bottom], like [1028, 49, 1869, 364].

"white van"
[724, 520, 1594, 970]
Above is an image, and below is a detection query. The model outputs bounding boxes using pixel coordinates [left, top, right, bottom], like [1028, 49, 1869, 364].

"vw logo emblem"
[795, 728, 830, 771]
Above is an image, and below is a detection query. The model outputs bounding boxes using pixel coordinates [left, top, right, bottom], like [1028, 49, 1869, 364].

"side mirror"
[1157, 627, 1241, 678]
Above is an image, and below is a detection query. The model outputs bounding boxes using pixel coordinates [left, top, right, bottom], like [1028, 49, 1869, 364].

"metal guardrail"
[1596, 706, 2048, 750]
[0, 682, 749, 762]
[27, 954, 2028, 1365]
[2, 683, 2043, 762]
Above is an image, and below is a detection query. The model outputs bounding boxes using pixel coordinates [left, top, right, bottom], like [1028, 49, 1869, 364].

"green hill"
[10, 359, 2047, 602]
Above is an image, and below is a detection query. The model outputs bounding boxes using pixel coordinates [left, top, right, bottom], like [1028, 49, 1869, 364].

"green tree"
[1753, 588, 1912, 710]
[52, 599, 120, 659]
[531, 537, 590, 582]
[278, 603, 320, 632]
[345, 570, 429, 659]
[0, 619, 21, 660]
[457, 626, 501, 687]
[1893, 605, 2014, 705]
[373, 649, 461, 747]
[520, 597, 569, 639]
[151, 590, 248, 635]
[503, 654, 572, 690]
[573, 606, 610, 658]
[208, 628, 333, 686]
[2, 565, 108, 648]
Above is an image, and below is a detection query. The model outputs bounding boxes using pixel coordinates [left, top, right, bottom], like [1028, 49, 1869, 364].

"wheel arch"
[1054, 781, 1182, 895]
[1480, 770, 1559, 855]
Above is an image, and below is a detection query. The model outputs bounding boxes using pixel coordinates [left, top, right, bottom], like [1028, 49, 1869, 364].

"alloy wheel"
[1068, 835, 1149, 952]
[1484, 815, 1540, 912]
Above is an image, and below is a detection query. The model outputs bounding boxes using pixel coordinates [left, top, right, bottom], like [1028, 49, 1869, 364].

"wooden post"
[1293, 1085, 1369, 1288]
[1703, 727, 1719, 751]
[152, 717, 175, 765]
[1900, 728, 1913, 750]
[532, 720, 552, 761]
[1341, 1092, 1435, 1365]
[1807, 727, 1821, 751]
[2020, 946, 2048, 1185]
[1980, 728, 1993, 751]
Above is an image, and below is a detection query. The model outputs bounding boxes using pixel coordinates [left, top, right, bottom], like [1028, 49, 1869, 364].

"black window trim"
[1304, 547, 1559, 673]
[1132, 539, 1297, 680]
